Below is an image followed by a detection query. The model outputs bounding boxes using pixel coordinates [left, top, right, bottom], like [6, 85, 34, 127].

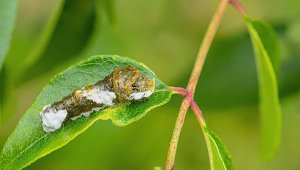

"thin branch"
[190, 101, 214, 169]
[165, 0, 229, 169]
[165, 97, 192, 170]
[229, 0, 247, 16]
[186, 0, 229, 97]
[190, 101, 206, 126]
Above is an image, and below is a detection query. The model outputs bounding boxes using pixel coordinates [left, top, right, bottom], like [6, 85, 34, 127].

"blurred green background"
[1, 0, 300, 169]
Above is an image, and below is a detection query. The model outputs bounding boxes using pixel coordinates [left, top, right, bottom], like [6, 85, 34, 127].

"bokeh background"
[1, 0, 300, 169]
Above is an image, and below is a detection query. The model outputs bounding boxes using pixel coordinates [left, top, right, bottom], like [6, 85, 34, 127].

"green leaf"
[244, 17, 282, 159]
[0, 55, 172, 170]
[98, 0, 115, 25]
[4, 0, 65, 76]
[249, 19, 281, 76]
[20, 0, 96, 83]
[191, 32, 299, 110]
[18, 0, 65, 73]
[1, 0, 96, 124]
[202, 126, 233, 170]
[0, 0, 18, 70]
[0, 0, 65, 123]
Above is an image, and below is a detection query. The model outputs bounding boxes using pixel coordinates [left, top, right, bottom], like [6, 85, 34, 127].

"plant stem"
[229, 0, 247, 16]
[190, 101, 215, 169]
[169, 87, 189, 97]
[165, 0, 228, 169]
[165, 97, 192, 170]
[186, 0, 229, 97]
[190, 101, 206, 126]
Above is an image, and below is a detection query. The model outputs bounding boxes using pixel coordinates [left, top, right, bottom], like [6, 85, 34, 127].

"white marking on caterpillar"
[70, 107, 103, 121]
[130, 91, 153, 100]
[39, 66, 155, 133]
[82, 86, 116, 106]
[40, 89, 115, 132]
[40, 105, 68, 132]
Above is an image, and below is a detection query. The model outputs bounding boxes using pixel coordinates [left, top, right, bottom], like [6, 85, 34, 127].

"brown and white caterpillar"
[40, 66, 155, 133]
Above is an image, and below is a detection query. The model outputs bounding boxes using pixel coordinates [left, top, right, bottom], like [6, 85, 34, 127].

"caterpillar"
[40, 66, 155, 133]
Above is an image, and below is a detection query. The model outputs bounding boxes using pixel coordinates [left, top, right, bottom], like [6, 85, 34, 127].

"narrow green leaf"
[98, 0, 115, 25]
[202, 126, 233, 170]
[0, 0, 65, 123]
[244, 17, 282, 159]
[0, 0, 18, 69]
[20, 0, 65, 72]
[249, 19, 281, 76]
[1, 0, 96, 124]
[21, 0, 97, 82]
[0, 55, 172, 170]
[4, 0, 65, 76]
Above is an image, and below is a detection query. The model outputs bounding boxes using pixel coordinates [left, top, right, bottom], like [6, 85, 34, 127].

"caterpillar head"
[109, 66, 155, 102]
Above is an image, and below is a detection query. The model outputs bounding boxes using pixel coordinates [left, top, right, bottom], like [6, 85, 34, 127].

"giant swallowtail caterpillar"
[40, 66, 155, 132]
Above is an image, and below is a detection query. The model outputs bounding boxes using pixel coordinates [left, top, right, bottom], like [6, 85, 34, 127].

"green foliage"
[249, 19, 281, 76]
[244, 17, 282, 159]
[0, 0, 18, 119]
[0, 0, 97, 124]
[22, 0, 97, 82]
[0, 0, 18, 70]
[192, 33, 300, 110]
[97, 0, 115, 25]
[1, 0, 299, 169]
[0, 0, 65, 122]
[203, 126, 233, 170]
[0, 55, 172, 170]
[4, 0, 65, 78]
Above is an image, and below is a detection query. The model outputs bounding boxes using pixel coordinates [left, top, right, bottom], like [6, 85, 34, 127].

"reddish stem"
[166, 0, 251, 169]
[190, 101, 206, 126]
[165, 1, 228, 169]
[165, 96, 192, 170]
[229, 0, 247, 16]
[169, 87, 190, 97]
[186, 0, 229, 97]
